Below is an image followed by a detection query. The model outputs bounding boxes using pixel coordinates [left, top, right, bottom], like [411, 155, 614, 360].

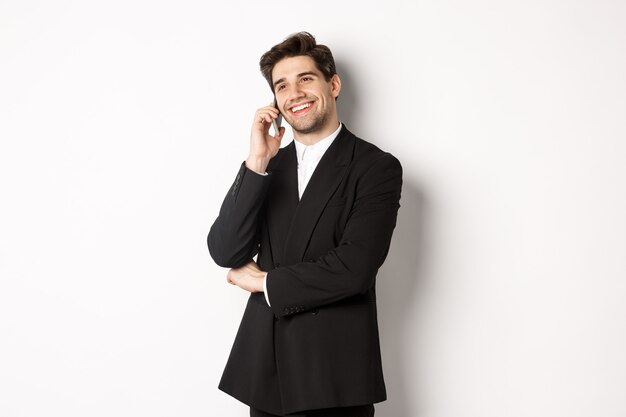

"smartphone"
[271, 98, 283, 136]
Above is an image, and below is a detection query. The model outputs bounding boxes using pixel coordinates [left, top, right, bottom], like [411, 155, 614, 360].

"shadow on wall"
[378, 181, 428, 417]
[335, 59, 361, 129]
[336, 59, 431, 417]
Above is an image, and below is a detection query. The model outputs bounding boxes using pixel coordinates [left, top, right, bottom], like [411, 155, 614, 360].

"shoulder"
[348, 130, 402, 176]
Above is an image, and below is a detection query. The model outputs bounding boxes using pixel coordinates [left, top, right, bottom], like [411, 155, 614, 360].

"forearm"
[207, 162, 271, 267]
[267, 155, 402, 317]
[267, 202, 399, 316]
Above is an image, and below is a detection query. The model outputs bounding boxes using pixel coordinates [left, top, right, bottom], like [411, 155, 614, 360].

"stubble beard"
[288, 106, 329, 135]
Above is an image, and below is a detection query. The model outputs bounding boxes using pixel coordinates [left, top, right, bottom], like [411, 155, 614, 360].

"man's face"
[272, 55, 341, 136]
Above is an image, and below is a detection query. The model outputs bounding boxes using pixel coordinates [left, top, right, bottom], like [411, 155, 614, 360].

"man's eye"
[277, 85, 285, 91]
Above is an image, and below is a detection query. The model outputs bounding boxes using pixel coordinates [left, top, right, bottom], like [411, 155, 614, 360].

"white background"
[1, 1, 625, 416]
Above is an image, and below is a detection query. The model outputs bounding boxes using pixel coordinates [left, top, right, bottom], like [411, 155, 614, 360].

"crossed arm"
[209, 151, 402, 318]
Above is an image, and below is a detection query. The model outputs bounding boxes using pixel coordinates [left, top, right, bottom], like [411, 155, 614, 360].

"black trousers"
[250, 404, 375, 417]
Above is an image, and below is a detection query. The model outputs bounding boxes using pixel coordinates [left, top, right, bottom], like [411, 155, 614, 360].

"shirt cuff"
[263, 273, 271, 306]
[246, 164, 268, 176]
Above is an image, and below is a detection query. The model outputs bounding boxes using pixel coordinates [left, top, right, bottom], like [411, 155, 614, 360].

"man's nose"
[288, 85, 306, 103]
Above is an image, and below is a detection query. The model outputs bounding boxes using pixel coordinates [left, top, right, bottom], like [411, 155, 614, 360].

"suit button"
[311, 308, 318, 315]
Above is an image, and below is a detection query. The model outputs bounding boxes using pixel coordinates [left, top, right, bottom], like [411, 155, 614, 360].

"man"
[208, 32, 402, 417]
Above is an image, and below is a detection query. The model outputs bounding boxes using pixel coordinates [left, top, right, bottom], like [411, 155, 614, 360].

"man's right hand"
[246, 104, 285, 174]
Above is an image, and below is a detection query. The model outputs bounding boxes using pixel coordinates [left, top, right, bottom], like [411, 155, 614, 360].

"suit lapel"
[282, 125, 355, 265]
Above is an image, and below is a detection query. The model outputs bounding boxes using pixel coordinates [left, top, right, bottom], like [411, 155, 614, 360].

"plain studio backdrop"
[1, 1, 625, 416]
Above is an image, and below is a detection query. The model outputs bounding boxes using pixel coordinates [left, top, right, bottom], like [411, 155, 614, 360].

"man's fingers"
[254, 107, 279, 122]
[263, 105, 280, 116]
[263, 112, 278, 123]
[226, 269, 236, 285]
[226, 264, 263, 293]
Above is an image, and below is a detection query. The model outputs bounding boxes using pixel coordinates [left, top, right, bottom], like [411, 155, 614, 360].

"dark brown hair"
[259, 32, 337, 93]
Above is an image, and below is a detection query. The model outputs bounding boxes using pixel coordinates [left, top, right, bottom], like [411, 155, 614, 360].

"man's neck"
[293, 120, 341, 146]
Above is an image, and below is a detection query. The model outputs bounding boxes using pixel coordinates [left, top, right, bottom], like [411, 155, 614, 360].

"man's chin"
[292, 125, 319, 135]
[289, 118, 326, 135]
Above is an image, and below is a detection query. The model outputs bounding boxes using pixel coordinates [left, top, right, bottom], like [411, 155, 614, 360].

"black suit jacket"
[208, 125, 402, 415]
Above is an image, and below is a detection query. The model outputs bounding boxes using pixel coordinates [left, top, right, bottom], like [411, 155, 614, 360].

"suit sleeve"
[207, 162, 271, 268]
[266, 153, 402, 318]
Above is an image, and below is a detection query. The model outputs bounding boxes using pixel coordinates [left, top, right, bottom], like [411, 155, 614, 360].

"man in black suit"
[208, 32, 402, 417]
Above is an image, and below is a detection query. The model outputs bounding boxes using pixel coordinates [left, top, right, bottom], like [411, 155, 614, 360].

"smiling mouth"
[289, 101, 314, 115]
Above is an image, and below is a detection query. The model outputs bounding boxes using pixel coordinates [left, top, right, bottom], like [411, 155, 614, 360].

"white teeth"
[291, 102, 311, 112]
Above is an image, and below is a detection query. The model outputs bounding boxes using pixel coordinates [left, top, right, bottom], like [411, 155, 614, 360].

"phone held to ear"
[272, 98, 282, 136]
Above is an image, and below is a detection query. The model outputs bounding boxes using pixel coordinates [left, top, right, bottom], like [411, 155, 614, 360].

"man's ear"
[330, 74, 341, 99]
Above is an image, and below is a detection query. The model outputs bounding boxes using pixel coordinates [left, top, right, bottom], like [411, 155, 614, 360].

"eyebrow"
[273, 71, 318, 88]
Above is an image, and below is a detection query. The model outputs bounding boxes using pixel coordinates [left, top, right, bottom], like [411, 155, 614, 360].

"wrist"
[245, 156, 270, 174]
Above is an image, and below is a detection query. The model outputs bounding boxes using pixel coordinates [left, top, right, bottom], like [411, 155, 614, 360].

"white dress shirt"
[260, 123, 342, 306]
[293, 123, 342, 199]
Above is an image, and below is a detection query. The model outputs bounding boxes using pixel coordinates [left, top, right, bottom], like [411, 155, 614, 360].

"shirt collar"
[294, 123, 342, 163]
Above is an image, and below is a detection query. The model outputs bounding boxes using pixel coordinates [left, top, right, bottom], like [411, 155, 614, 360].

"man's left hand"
[226, 261, 266, 293]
